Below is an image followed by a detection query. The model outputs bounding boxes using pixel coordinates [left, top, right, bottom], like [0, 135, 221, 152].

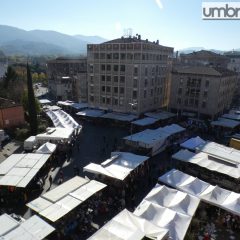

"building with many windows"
[47, 57, 87, 102]
[87, 35, 173, 114]
[169, 66, 237, 119]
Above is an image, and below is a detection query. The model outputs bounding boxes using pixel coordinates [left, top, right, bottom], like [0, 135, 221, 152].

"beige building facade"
[87, 36, 173, 114]
[47, 57, 87, 102]
[169, 66, 237, 119]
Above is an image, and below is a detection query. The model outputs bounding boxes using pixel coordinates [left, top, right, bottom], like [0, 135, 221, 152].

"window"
[101, 97, 105, 104]
[204, 90, 208, 97]
[90, 96, 94, 102]
[177, 98, 181, 104]
[151, 89, 153, 96]
[127, 53, 133, 60]
[101, 65, 105, 71]
[106, 76, 111, 82]
[119, 98, 123, 106]
[121, 53, 126, 60]
[113, 98, 118, 105]
[107, 65, 111, 71]
[133, 90, 137, 99]
[120, 65, 125, 72]
[100, 53, 105, 59]
[101, 75, 105, 82]
[134, 53, 141, 60]
[89, 64, 93, 73]
[205, 80, 209, 88]
[114, 76, 118, 83]
[202, 101, 206, 108]
[106, 86, 111, 92]
[134, 66, 138, 75]
[133, 78, 138, 87]
[144, 79, 148, 87]
[106, 53, 112, 59]
[101, 86, 105, 92]
[94, 53, 99, 59]
[90, 76, 93, 83]
[113, 53, 119, 59]
[114, 87, 118, 94]
[106, 97, 110, 104]
[120, 87, 124, 94]
[120, 76, 125, 83]
[114, 65, 119, 72]
[144, 90, 147, 98]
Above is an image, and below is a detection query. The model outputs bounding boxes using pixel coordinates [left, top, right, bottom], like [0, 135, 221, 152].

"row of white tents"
[123, 124, 186, 156]
[27, 176, 106, 222]
[0, 214, 54, 240]
[84, 152, 149, 181]
[159, 169, 240, 217]
[88, 183, 200, 240]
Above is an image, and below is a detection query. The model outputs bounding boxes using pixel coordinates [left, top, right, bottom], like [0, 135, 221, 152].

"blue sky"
[0, 0, 240, 50]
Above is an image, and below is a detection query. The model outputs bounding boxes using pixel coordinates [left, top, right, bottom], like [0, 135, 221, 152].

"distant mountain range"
[177, 47, 240, 54]
[0, 25, 107, 56]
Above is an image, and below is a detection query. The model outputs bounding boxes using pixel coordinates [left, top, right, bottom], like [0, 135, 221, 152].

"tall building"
[224, 51, 240, 106]
[47, 57, 87, 102]
[179, 50, 229, 68]
[87, 35, 173, 114]
[169, 66, 237, 119]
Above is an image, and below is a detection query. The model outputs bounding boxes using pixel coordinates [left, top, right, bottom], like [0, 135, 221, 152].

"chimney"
[138, 34, 141, 40]
[146, 39, 148, 43]
[156, 40, 159, 45]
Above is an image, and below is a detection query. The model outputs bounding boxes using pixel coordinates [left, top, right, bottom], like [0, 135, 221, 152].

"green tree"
[27, 63, 38, 135]
[3, 66, 17, 89]
[21, 90, 40, 114]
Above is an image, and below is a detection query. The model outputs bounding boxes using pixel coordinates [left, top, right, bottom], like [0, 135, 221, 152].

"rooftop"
[0, 97, 22, 109]
[173, 66, 236, 77]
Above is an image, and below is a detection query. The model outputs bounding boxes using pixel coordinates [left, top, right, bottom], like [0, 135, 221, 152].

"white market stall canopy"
[27, 176, 106, 222]
[76, 109, 105, 118]
[211, 117, 240, 129]
[46, 110, 80, 129]
[57, 100, 74, 106]
[142, 184, 200, 217]
[133, 184, 199, 240]
[71, 102, 89, 110]
[39, 99, 51, 105]
[180, 136, 205, 151]
[43, 105, 61, 111]
[159, 169, 240, 217]
[0, 153, 51, 188]
[83, 152, 149, 181]
[173, 149, 240, 179]
[0, 214, 55, 240]
[145, 111, 176, 120]
[36, 127, 74, 142]
[197, 141, 240, 165]
[100, 112, 138, 122]
[36, 142, 57, 154]
[132, 117, 157, 126]
[222, 113, 240, 121]
[87, 209, 169, 240]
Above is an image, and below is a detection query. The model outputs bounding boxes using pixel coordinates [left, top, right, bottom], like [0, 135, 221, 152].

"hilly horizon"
[0, 25, 107, 56]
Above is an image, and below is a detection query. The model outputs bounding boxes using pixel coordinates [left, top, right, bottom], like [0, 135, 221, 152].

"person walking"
[49, 175, 53, 186]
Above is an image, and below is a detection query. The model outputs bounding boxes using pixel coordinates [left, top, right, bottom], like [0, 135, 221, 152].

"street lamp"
[129, 101, 137, 140]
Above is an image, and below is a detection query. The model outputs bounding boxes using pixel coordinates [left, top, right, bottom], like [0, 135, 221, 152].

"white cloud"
[155, 0, 163, 9]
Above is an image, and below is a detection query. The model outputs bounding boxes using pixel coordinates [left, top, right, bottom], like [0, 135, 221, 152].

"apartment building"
[87, 35, 173, 114]
[224, 51, 240, 105]
[47, 57, 87, 102]
[169, 66, 237, 119]
[179, 50, 229, 68]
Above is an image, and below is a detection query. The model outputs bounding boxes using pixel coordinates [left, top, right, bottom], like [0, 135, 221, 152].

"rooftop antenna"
[123, 28, 133, 38]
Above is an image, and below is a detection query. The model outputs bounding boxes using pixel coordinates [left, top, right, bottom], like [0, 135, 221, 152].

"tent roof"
[76, 109, 105, 118]
[36, 142, 57, 154]
[84, 152, 149, 180]
[88, 209, 169, 240]
[173, 149, 240, 179]
[197, 141, 240, 165]
[0, 214, 54, 240]
[222, 113, 240, 121]
[27, 177, 106, 222]
[134, 201, 192, 240]
[132, 117, 157, 126]
[144, 111, 176, 120]
[101, 112, 138, 122]
[39, 99, 51, 104]
[36, 127, 74, 141]
[159, 169, 240, 216]
[180, 136, 205, 150]
[0, 154, 51, 188]
[0, 214, 19, 236]
[211, 117, 240, 128]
